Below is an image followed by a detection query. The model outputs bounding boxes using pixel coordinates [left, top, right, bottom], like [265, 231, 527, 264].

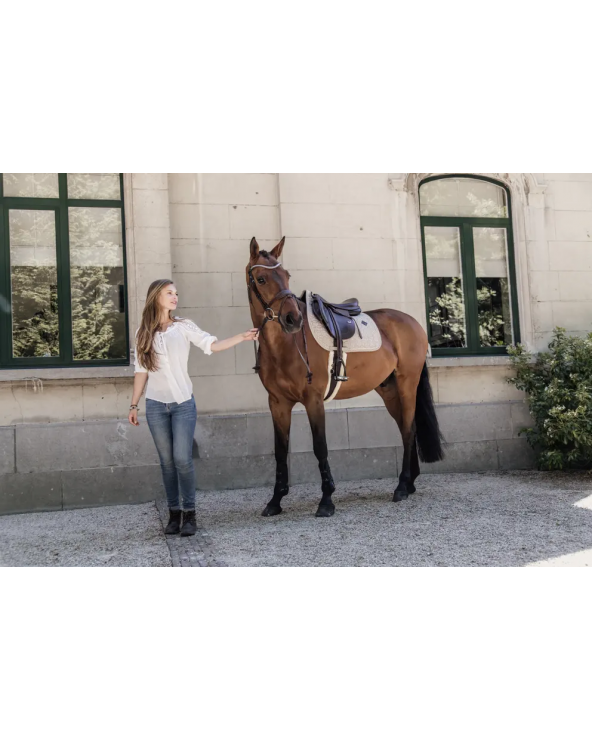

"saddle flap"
[331, 312, 357, 340]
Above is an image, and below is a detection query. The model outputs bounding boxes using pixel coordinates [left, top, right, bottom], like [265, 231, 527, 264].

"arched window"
[419, 175, 520, 356]
[0, 174, 128, 368]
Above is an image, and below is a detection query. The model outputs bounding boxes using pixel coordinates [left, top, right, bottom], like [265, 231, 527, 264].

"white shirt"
[134, 318, 218, 404]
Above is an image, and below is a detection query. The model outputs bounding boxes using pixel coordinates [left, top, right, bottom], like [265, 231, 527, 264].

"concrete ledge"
[0, 436, 538, 515]
[498, 438, 537, 470]
[0, 365, 134, 382]
[428, 356, 512, 368]
[0, 427, 15, 475]
[62, 465, 162, 509]
[246, 413, 275, 456]
[0, 401, 538, 514]
[0, 472, 63, 515]
[0, 465, 162, 516]
[290, 409, 349, 453]
[195, 415, 248, 459]
[347, 407, 401, 448]
[16, 420, 158, 473]
[195, 454, 276, 490]
[418, 441, 500, 473]
[291, 447, 398, 485]
[437, 403, 513, 443]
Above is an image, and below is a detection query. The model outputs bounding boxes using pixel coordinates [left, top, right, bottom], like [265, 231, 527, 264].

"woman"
[129, 279, 258, 537]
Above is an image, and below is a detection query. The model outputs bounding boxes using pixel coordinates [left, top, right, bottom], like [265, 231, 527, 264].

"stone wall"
[528, 174, 592, 349]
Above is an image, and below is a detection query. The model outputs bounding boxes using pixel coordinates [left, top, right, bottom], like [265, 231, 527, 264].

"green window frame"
[419, 174, 521, 357]
[0, 173, 129, 369]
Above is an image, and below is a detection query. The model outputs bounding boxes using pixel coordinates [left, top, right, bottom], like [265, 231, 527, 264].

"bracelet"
[130, 404, 139, 410]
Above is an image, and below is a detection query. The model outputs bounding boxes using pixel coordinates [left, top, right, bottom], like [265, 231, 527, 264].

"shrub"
[507, 328, 592, 470]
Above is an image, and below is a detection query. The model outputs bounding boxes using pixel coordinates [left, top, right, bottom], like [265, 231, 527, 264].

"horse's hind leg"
[376, 373, 420, 502]
[303, 394, 336, 517]
[262, 395, 294, 517]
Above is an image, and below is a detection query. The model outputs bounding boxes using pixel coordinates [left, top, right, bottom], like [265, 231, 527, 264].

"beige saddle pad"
[305, 291, 382, 353]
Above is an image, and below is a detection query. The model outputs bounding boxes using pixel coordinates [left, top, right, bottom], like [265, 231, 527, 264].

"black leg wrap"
[320, 468, 335, 495]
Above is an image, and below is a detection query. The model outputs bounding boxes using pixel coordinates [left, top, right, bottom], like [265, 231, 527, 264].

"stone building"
[1, 173, 591, 514]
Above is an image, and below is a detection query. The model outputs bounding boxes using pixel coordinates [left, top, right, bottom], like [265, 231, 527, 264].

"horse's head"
[246, 236, 303, 334]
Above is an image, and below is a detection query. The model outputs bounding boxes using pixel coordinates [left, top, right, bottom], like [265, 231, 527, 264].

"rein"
[248, 261, 312, 384]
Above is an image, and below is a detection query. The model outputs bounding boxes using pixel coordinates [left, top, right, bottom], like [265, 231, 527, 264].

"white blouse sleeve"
[178, 319, 218, 355]
[134, 329, 148, 373]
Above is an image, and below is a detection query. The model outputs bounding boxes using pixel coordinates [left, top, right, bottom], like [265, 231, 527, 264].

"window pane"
[3, 173, 59, 198]
[473, 227, 513, 347]
[67, 174, 120, 200]
[420, 178, 507, 217]
[424, 226, 466, 348]
[9, 210, 59, 358]
[69, 207, 126, 360]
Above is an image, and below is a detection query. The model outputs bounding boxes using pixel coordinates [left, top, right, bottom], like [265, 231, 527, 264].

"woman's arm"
[211, 329, 259, 353]
[179, 319, 258, 354]
[128, 372, 149, 426]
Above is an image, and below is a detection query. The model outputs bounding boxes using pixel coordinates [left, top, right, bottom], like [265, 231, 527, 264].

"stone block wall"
[528, 174, 592, 348]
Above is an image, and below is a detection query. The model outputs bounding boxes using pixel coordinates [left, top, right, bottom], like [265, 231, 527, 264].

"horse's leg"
[304, 395, 336, 517]
[390, 371, 422, 502]
[262, 394, 295, 517]
[376, 371, 421, 502]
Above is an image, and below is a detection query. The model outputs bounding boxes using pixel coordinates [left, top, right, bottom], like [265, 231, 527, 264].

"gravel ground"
[195, 471, 592, 567]
[1, 472, 591, 567]
[0, 503, 171, 567]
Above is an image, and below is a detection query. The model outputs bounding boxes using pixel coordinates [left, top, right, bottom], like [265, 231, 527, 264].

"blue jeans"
[146, 396, 197, 510]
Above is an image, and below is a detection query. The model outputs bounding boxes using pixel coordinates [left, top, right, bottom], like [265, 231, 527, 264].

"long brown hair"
[135, 279, 180, 372]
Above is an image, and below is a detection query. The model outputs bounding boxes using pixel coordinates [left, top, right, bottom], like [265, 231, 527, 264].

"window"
[0, 174, 128, 368]
[419, 175, 520, 356]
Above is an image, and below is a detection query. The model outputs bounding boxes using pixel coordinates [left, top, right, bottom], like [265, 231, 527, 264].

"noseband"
[248, 261, 312, 384]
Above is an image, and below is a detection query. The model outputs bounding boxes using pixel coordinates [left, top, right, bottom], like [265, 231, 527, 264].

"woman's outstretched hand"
[241, 328, 259, 341]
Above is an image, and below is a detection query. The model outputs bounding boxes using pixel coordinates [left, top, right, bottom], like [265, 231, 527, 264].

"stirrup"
[334, 373, 349, 382]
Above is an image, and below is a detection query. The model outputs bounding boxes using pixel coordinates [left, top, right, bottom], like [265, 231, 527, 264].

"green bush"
[508, 328, 592, 470]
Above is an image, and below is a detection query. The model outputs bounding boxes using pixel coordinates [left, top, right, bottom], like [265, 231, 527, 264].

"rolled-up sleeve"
[134, 330, 148, 373]
[180, 320, 218, 355]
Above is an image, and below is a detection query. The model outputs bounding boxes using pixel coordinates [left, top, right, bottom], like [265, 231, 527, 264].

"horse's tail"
[415, 362, 444, 463]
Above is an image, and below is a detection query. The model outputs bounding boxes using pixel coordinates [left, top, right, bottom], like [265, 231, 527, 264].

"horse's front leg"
[304, 395, 336, 517]
[262, 394, 295, 517]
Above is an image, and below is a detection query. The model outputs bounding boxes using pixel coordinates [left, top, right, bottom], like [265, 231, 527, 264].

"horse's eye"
[257, 277, 265, 285]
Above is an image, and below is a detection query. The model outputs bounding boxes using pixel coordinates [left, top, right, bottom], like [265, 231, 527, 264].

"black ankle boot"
[180, 510, 197, 537]
[164, 509, 182, 535]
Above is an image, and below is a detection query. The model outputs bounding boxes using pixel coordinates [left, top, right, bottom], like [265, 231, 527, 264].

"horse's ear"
[270, 236, 285, 260]
[250, 236, 260, 262]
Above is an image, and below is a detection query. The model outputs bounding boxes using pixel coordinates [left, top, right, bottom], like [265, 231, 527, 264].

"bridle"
[248, 261, 312, 383]
[248, 262, 294, 330]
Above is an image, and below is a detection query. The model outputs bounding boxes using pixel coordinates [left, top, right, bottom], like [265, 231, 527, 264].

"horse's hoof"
[262, 504, 283, 517]
[408, 484, 416, 494]
[393, 491, 408, 502]
[315, 505, 335, 518]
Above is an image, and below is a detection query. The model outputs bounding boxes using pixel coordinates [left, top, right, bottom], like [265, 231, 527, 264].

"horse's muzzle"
[282, 310, 304, 334]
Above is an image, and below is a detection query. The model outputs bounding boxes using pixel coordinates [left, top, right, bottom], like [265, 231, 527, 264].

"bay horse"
[247, 236, 444, 517]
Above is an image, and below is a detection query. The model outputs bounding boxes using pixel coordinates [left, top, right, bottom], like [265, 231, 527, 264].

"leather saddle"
[303, 292, 363, 398]
[310, 294, 361, 342]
